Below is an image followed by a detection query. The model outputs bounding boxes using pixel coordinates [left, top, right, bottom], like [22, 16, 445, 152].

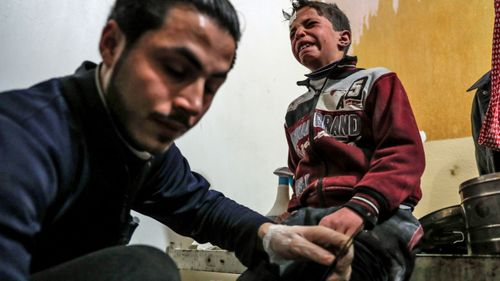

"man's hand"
[319, 207, 364, 236]
[324, 242, 354, 281]
[258, 223, 354, 280]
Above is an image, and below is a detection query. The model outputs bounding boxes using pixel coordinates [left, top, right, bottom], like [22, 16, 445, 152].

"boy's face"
[101, 5, 236, 154]
[289, 6, 350, 71]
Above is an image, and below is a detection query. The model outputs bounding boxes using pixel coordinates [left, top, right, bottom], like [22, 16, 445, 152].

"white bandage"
[262, 224, 292, 265]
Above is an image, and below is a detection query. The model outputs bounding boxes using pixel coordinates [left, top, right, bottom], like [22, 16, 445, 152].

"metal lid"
[459, 172, 500, 192]
[273, 167, 293, 177]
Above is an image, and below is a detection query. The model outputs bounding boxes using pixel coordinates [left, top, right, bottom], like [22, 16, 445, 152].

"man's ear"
[99, 20, 126, 68]
[338, 30, 351, 49]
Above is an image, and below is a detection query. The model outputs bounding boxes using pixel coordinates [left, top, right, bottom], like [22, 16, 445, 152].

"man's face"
[289, 7, 349, 71]
[104, 5, 236, 154]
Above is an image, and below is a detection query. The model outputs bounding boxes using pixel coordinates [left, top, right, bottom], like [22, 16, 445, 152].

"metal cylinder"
[460, 172, 500, 255]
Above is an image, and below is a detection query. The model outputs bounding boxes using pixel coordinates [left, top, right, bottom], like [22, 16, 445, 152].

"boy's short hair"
[286, 0, 351, 34]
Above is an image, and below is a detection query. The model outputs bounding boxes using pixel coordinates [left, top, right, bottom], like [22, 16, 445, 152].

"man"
[0, 1, 353, 281]
[239, 1, 424, 281]
[467, 71, 500, 174]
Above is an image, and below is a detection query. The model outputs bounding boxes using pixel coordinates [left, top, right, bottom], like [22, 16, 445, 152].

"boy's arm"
[344, 72, 425, 228]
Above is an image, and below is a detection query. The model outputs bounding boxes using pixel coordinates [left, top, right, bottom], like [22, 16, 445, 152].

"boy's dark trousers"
[238, 206, 423, 281]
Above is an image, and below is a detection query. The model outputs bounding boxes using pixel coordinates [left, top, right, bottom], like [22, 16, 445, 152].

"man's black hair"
[108, 0, 241, 48]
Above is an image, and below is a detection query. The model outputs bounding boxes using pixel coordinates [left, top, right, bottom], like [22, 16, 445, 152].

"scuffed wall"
[333, 0, 494, 140]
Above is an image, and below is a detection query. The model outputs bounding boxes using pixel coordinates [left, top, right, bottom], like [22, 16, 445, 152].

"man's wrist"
[258, 222, 273, 239]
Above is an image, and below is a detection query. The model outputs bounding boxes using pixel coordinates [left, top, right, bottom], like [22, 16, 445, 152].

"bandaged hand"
[259, 223, 354, 281]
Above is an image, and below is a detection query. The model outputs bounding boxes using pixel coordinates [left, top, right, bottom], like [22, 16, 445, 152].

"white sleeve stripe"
[352, 196, 379, 215]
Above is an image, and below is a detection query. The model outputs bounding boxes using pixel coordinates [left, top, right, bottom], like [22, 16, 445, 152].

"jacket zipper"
[308, 78, 329, 208]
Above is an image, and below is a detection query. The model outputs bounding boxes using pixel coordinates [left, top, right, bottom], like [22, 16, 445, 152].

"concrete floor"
[180, 270, 238, 281]
[176, 251, 500, 281]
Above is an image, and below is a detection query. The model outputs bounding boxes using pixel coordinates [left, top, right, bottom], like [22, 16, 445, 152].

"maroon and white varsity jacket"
[284, 56, 425, 227]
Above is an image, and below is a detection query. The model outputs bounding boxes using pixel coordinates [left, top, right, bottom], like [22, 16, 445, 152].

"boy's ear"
[338, 30, 351, 49]
[99, 20, 126, 68]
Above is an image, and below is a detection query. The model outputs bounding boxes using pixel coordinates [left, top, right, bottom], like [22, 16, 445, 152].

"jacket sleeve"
[284, 124, 302, 211]
[0, 115, 59, 281]
[132, 144, 271, 268]
[345, 72, 425, 225]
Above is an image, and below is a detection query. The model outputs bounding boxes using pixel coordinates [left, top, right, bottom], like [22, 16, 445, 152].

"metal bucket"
[459, 172, 500, 255]
[418, 205, 467, 254]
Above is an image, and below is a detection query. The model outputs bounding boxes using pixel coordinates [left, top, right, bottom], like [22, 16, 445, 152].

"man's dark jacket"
[468, 71, 500, 174]
[0, 62, 270, 281]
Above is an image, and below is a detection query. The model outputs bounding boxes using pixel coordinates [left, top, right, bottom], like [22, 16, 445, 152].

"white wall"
[0, 1, 114, 89]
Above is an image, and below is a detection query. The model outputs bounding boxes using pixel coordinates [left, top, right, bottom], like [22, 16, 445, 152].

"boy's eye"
[305, 21, 317, 28]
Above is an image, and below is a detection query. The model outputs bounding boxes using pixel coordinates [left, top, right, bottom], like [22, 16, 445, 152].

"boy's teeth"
[300, 43, 311, 51]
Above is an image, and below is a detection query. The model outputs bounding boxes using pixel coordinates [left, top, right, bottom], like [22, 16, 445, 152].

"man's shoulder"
[0, 62, 97, 121]
[0, 75, 79, 154]
[0, 78, 63, 116]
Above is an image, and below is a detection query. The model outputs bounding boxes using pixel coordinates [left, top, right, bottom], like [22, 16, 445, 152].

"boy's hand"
[319, 207, 364, 236]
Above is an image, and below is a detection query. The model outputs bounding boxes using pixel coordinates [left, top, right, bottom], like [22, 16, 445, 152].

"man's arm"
[133, 144, 271, 267]
[134, 144, 354, 273]
[0, 115, 59, 281]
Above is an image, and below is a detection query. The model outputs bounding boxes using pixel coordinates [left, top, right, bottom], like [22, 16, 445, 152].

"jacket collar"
[297, 55, 359, 87]
[69, 62, 152, 162]
[92, 64, 152, 160]
[467, 71, 491, 92]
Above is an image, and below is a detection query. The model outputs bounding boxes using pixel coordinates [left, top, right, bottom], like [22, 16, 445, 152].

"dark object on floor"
[418, 205, 467, 254]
